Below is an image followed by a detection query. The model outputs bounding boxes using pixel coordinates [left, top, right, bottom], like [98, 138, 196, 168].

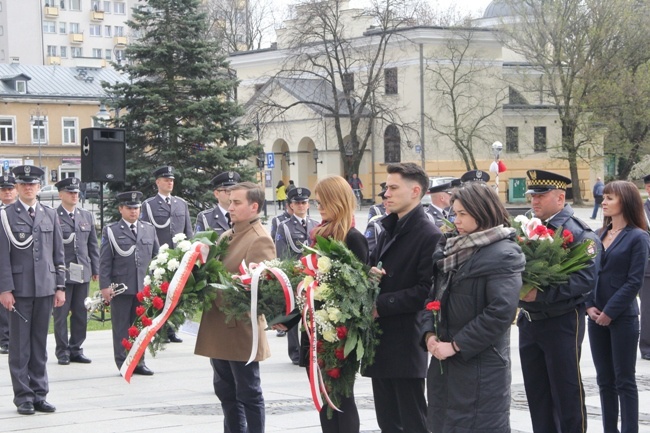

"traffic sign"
[266, 153, 275, 169]
[415, 145, 422, 154]
[3, 160, 8, 172]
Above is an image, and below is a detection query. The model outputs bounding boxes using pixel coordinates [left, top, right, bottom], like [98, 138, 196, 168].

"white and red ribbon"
[120, 242, 210, 383]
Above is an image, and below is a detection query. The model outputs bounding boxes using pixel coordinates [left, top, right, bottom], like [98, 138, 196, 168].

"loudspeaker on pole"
[80, 127, 126, 183]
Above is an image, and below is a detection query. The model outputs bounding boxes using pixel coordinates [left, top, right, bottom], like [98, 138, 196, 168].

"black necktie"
[165, 197, 171, 206]
[28, 207, 35, 220]
[301, 219, 307, 229]
[69, 212, 75, 221]
[225, 212, 231, 227]
[130, 223, 137, 237]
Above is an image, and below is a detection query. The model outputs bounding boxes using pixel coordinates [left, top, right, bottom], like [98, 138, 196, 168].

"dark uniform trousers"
[53, 282, 89, 359]
[518, 306, 587, 433]
[640, 276, 650, 358]
[371, 378, 428, 433]
[0, 303, 8, 348]
[111, 294, 141, 368]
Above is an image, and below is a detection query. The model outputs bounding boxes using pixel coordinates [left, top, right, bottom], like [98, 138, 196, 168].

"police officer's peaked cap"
[643, 174, 650, 184]
[0, 173, 16, 188]
[55, 177, 81, 192]
[428, 181, 454, 194]
[12, 165, 44, 184]
[153, 166, 175, 179]
[525, 169, 571, 194]
[460, 170, 490, 183]
[288, 187, 311, 202]
[117, 191, 143, 208]
[211, 171, 241, 189]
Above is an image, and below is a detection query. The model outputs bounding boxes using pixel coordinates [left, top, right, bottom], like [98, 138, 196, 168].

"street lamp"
[94, 103, 111, 126]
[29, 107, 47, 169]
[312, 148, 323, 174]
[491, 141, 503, 195]
[257, 149, 267, 218]
[284, 151, 295, 166]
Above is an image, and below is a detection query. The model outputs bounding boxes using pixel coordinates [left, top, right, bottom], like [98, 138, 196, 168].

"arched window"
[384, 125, 401, 163]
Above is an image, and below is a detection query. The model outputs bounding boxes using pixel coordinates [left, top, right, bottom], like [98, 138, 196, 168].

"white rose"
[314, 309, 330, 324]
[172, 233, 187, 244]
[167, 258, 180, 271]
[514, 215, 529, 224]
[149, 259, 159, 271]
[153, 267, 166, 278]
[327, 307, 341, 323]
[159, 244, 170, 253]
[143, 275, 152, 286]
[177, 240, 192, 252]
[322, 329, 338, 343]
[156, 252, 169, 264]
[317, 256, 332, 273]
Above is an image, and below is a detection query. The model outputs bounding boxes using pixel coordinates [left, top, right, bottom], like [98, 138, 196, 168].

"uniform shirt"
[57, 205, 100, 284]
[140, 194, 193, 248]
[195, 203, 230, 236]
[275, 214, 319, 259]
[270, 211, 291, 241]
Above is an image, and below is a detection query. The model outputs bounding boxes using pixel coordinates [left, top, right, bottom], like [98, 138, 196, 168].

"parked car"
[421, 176, 457, 206]
[37, 185, 59, 201]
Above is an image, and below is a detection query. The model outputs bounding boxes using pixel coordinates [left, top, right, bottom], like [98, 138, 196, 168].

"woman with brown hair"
[420, 181, 525, 433]
[587, 180, 650, 433]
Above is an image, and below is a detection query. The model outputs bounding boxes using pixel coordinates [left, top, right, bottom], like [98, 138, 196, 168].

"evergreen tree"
[103, 0, 259, 220]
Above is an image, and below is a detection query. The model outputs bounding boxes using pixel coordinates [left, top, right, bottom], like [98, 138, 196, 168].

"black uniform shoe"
[34, 400, 56, 413]
[70, 354, 92, 364]
[0, 345, 8, 354]
[133, 364, 154, 376]
[58, 356, 70, 365]
[642, 353, 650, 360]
[17, 402, 35, 415]
[168, 333, 183, 343]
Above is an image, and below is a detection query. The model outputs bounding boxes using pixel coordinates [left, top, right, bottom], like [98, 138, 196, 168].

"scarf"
[437, 225, 514, 274]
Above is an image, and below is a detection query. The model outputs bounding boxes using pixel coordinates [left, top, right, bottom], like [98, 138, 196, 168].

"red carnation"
[547, 228, 555, 236]
[317, 358, 324, 368]
[135, 306, 146, 317]
[426, 300, 441, 312]
[136, 291, 145, 302]
[160, 281, 170, 294]
[563, 230, 574, 244]
[334, 347, 346, 360]
[121, 338, 133, 351]
[152, 296, 164, 310]
[316, 340, 324, 353]
[143, 285, 151, 298]
[128, 326, 140, 338]
[336, 326, 348, 339]
[533, 225, 548, 236]
[141, 316, 153, 327]
[326, 368, 341, 379]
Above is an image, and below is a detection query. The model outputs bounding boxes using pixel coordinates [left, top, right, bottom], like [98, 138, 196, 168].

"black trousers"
[371, 377, 428, 433]
[305, 367, 360, 433]
[53, 281, 89, 359]
[518, 306, 587, 433]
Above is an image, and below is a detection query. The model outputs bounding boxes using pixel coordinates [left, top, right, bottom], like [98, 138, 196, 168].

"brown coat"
[194, 218, 276, 362]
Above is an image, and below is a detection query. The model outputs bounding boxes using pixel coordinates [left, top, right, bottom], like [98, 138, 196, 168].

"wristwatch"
[56, 286, 66, 291]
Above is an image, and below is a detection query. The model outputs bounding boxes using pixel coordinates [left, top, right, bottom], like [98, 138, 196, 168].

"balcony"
[90, 10, 104, 21]
[46, 56, 61, 66]
[69, 33, 84, 44]
[44, 6, 59, 17]
[113, 36, 127, 47]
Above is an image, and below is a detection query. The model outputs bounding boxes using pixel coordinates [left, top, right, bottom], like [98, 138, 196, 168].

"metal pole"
[99, 181, 104, 237]
[419, 43, 426, 170]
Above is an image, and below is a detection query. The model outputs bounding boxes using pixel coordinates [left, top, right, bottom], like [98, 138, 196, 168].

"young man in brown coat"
[195, 182, 275, 433]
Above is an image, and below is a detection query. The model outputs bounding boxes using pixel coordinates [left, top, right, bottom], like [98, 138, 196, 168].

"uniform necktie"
[225, 212, 231, 227]
[28, 207, 35, 220]
[165, 197, 171, 205]
[301, 219, 307, 229]
[442, 210, 448, 219]
[130, 223, 137, 237]
[69, 212, 75, 221]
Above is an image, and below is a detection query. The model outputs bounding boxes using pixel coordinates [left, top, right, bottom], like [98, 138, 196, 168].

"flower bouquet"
[297, 236, 381, 416]
[512, 215, 596, 299]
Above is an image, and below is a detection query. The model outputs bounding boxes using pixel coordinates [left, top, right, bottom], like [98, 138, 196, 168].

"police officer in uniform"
[0, 173, 17, 355]
[52, 177, 100, 365]
[0, 165, 66, 415]
[460, 169, 490, 183]
[425, 181, 454, 227]
[195, 171, 240, 235]
[365, 187, 389, 255]
[270, 199, 293, 242]
[140, 166, 192, 343]
[100, 191, 159, 375]
[518, 169, 601, 433]
[367, 182, 387, 223]
[274, 187, 319, 364]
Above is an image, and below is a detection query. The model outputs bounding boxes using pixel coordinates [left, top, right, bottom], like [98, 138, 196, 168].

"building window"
[103, 1, 111, 13]
[113, 2, 125, 14]
[104, 25, 111, 37]
[15, 81, 26, 94]
[534, 126, 547, 152]
[59, 22, 67, 34]
[31, 117, 48, 144]
[384, 124, 401, 163]
[114, 49, 124, 62]
[105, 49, 112, 60]
[69, 0, 81, 11]
[0, 118, 15, 143]
[384, 67, 398, 95]
[114, 26, 124, 36]
[62, 118, 77, 145]
[70, 22, 80, 34]
[506, 126, 518, 153]
[43, 20, 56, 33]
[89, 24, 101, 37]
[47, 45, 57, 56]
[92, 48, 102, 58]
[60, 46, 67, 58]
[71, 47, 82, 58]
[341, 73, 354, 94]
[91, 0, 100, 11]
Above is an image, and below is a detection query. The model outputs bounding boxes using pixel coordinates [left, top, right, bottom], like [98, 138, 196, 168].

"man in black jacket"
[366, 162, 442, 433]
[519, 169, 601, 433]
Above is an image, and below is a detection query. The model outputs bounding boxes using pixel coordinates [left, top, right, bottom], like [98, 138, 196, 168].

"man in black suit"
[641, 174, 650, 360]
[366, 162, 442, 433]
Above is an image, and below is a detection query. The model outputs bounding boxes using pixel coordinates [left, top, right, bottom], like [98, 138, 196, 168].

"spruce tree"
[103, 0, 258, 220]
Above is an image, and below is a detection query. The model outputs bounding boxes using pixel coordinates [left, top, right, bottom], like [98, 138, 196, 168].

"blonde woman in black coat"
[420, 182, 525, 433]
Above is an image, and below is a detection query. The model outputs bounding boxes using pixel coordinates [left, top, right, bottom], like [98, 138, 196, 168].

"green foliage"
[102, 0, 260, 222]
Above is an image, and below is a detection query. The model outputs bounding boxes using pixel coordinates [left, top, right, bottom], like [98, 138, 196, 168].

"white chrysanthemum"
[322, 328, 338, 343]
[153, 267, 166, 278]
[315, 309, 330, 325]
[317, 256, 332, 273]
[177, 240, 192, 252]
[172, 233, 187, 244]
[156, 252, 169, 264]
[159, 244, 170, 253]
[327, 307, 342, 323]
[167, 258, 180, 271]
[149, 259, 159, 271]
[143, 275, 152, 286]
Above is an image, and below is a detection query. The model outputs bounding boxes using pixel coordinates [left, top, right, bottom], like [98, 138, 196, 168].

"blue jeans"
[588, 315, 639, 433]
[592, 197, 602, 219]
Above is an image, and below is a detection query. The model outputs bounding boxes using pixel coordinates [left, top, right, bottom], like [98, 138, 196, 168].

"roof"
[0, 63, 128, 100]
[483, 0, 532, 19]
[247, 76, 370, 117]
